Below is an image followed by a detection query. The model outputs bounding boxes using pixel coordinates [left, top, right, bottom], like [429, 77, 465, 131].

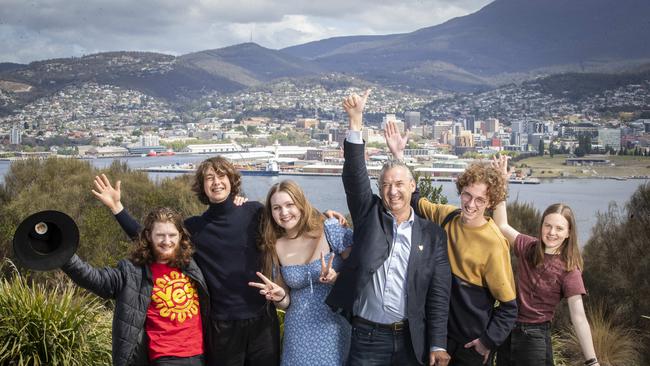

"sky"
[0, 0, 492, 64]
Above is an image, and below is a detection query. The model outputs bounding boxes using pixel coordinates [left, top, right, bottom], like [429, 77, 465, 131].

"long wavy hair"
[527, 203, 583, 271]
[191, 156, 242, 204]
[130, 207, 194, 268]
[259, 180, 324, 278]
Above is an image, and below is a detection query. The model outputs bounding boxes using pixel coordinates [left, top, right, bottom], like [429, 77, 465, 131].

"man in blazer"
[326, 90, 452, 366]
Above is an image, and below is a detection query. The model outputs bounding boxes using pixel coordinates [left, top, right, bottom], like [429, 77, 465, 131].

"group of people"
[58, 90, 600, 366]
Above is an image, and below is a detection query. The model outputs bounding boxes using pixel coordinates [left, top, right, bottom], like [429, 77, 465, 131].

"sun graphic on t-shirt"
[151, 271, 200, 323]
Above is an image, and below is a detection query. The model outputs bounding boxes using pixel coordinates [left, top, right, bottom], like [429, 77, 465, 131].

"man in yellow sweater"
[384, 121, 516, 366]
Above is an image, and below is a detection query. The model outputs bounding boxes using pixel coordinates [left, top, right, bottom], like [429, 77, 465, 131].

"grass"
[561, 303, 643, 366]
[516, 154, 650, 178]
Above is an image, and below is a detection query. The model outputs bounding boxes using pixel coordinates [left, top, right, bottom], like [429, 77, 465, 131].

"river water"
[1, 155, 646, 245]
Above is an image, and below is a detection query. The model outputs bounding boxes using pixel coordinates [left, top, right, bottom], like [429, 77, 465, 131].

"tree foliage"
[414, 173, 448, 204]
[0, 158, 205, 277]
[581, 183, 650, 362]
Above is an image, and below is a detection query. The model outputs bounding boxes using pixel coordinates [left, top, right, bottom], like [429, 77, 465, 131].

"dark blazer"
[326, 140, 451, 364]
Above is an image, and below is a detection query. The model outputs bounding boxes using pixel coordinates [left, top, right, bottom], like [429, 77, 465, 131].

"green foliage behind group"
[0, 157, 206, 277]
[581, 183, 650, 364]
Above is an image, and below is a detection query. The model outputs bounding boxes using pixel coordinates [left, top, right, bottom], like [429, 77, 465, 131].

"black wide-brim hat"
[13, 210, 79, 271]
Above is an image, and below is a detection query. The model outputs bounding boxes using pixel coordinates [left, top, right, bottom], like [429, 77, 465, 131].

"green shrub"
[505, 199, 540, 237]
[582, 183, 650, 362]
[0, 261, 112, 365]
[415, 173, 448, 205]
[0, 158, 206, 276]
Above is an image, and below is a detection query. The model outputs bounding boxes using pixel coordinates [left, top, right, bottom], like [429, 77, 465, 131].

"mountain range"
[1, 0, 649, 114]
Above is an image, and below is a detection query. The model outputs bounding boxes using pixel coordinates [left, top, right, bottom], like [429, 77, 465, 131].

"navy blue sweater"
[115, 198, 267, 320]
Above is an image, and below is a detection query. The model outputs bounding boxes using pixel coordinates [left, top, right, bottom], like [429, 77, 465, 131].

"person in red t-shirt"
[61, 207, 209, 366]
[491, 155, 599, 366]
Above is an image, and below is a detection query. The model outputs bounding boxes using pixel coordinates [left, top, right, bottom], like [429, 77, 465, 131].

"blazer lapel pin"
[418, 244, 424, 251]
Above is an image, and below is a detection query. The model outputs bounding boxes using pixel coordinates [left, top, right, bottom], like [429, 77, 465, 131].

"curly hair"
[259, 180, 324, 279]
[130, 207, 194, 268]
[456, 162, 507, 208]
[191, 156, 242, 205]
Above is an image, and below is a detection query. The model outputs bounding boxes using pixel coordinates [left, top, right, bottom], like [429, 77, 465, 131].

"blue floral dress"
[279, 218, 353, 366]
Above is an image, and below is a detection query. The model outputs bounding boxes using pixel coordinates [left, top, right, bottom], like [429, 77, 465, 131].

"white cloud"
[0, 0, 492, 63]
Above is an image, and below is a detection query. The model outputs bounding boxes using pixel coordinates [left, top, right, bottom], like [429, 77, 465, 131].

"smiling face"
[148, 221, 180, 264]
[202, 166, 232, 203]
[541, 212, 570, 254]
[270, 190, 302, 235]
[459, 182, 489, 226]
[380, 166, 415, 220]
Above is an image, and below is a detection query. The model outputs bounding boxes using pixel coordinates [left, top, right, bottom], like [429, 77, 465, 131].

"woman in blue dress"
[248, 180, 353, 366]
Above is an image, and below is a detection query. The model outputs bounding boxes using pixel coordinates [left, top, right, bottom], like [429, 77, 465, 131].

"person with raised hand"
[92, 156, 281, 366]
[491, 155, 600, 366]
[62, 207, 209, 366]
[385, 120, 517, 366]
[326, 90, 452, 366]
[249, 179, 353, 366]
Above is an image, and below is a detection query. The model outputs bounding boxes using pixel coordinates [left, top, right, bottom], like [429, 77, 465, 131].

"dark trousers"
[348, 317, 421, 366]
[496, 322, 553, 366]
[448, 337, 493, 366]
[153, 355, 205, 366]
[208, 311, 280, 366]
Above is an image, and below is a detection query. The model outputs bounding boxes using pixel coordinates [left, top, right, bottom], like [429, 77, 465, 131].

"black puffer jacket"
[61, 254, 210, 366]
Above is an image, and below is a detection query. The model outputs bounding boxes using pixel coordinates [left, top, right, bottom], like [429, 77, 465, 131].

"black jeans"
[348, 317, 421, 366]
[495, 322, 553, 366]
[152, 355, 205, 366]
[208, 311, 280, 366]
[448, 337, 493, 366]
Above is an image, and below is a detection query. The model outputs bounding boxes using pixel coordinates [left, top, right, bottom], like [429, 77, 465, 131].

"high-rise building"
[10, 123, 21, 145]
[382, 114, 405, 133]
[404, 111, 421, 129]
[598, 128, 622, 150]
[433, 120, 453, 142]
[485, 118, 500, 134]
[140, 134, 160, 147]
[464, 116, 476, 133]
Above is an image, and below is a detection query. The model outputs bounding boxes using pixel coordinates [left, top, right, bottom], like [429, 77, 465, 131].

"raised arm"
[491, 155, 518, 244]
[92, 174, 141, 239]
[341, 90, 375, 221]
[383, 120, 408, 161]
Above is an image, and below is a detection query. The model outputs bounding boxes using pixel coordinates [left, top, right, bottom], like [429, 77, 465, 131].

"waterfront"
[0, 156, 646, 245]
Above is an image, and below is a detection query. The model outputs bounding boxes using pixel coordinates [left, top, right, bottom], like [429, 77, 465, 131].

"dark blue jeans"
[348, 318, 421, 366]
[496, 322, 553, 366]
[447, 337, 493, 366]
[152, 354, 204, 366]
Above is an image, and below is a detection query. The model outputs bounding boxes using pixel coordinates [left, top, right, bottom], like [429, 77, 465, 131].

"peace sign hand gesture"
[319, 252, 338, 284]
[248, 272, 287, 303]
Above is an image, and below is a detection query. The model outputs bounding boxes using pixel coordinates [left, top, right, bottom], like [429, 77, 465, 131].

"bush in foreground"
[0, 261, 112, 365]
[562, 303, 643, 366]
